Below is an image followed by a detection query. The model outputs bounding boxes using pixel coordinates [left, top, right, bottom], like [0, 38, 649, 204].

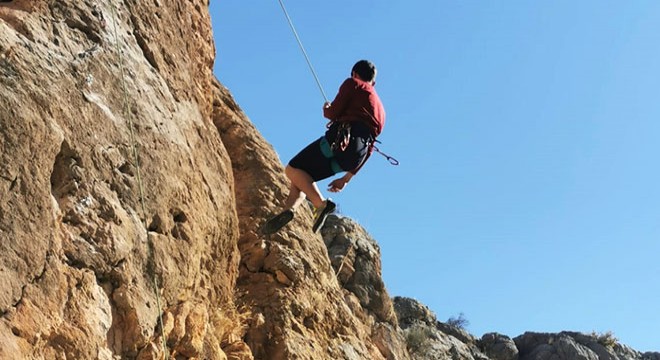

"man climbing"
[262, 59, 386, 234]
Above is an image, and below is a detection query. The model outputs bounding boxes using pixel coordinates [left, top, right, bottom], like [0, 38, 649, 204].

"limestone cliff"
[1, 0, 245, 358]
[0, 0, 403, 359]
[0, 1, 657, 360]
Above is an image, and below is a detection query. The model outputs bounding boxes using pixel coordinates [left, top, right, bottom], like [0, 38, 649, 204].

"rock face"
[1, 1, 658, 360]
[322, 215, 397, 326]
[0, 0, 247, 359]
[321, 215, 409, 360]
[1, 1, 409, 358]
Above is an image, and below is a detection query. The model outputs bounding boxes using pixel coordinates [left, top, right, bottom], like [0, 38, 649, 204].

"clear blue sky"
[209, 1, 659, 352]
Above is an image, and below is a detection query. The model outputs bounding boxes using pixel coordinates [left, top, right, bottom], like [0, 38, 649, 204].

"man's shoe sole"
[261, 210, 294, 235]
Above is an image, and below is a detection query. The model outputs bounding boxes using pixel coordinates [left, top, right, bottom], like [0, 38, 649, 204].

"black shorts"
[288, 122, 371, 181]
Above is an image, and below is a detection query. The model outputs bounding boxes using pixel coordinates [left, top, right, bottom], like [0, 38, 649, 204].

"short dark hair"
[352, 60, 377, 82]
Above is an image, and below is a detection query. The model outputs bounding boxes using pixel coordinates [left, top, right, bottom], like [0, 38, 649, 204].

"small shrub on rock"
[405, 326, 434, 355]
[447, 312, 470, 329]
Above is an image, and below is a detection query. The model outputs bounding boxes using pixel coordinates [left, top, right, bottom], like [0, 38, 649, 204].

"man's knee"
[284, 165, 296, 179]
[285, 165, 306, 180]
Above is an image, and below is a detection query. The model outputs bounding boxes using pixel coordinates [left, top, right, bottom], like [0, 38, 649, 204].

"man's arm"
[327, 172, 354, 193]
[323, 78, 354, 120]
[326, 147, 373, 192]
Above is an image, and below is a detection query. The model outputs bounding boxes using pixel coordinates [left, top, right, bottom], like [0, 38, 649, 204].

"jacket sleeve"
[323, 78, 354, 120]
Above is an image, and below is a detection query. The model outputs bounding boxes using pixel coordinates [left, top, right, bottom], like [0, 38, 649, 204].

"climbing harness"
[109, 3, 169, 358]
[330, 122, 351, 152]
[277, 0, 399, 166]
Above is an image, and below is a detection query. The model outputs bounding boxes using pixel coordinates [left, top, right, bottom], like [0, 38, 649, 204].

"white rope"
[277, 0, 329, 103]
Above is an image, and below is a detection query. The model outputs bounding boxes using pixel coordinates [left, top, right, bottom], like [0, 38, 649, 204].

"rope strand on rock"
[109, 3, 169, 358]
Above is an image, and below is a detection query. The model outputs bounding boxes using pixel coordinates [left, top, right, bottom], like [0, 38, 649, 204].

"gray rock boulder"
[393, 296, 438, 327]
[643, 353, 660, 360]
[480, 332, 519, 360]
[321, 214, 397, 325]
[515, 331, 652, 360]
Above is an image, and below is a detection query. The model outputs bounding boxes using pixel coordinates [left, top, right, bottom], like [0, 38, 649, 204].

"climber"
[262, 59, 386, 235]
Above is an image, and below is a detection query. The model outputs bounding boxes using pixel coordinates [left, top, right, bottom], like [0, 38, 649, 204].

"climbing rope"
[109, 3, 169, 358]
[276, 0, 329, 103]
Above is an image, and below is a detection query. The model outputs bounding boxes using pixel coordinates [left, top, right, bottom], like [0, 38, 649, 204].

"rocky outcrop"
[321, 215, 409, 360]
[514, 332, 659, 360]
[393, 297, 658, 360]
[322, 215, 397, 326]
[394, 297, 488, 360]
[479, 333, 518, 360]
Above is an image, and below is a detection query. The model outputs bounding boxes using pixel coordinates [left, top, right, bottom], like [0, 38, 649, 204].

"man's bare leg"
[283, 184, 307, 210]
[285, 165, 325, 209]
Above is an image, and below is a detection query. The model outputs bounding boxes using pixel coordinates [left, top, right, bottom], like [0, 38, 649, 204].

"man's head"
[352, 60, 377, 84]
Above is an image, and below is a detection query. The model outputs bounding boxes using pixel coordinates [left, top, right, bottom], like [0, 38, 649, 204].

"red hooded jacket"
[323, 77, 385, 137]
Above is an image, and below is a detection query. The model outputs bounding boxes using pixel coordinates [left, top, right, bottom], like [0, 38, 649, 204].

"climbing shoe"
[312, 199, 336, 233]
[261, 209, 294, 235]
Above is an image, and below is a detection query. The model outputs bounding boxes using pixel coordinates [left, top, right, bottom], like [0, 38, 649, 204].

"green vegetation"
[590, 331, 618, 348]
[405, 326, 434, 355]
